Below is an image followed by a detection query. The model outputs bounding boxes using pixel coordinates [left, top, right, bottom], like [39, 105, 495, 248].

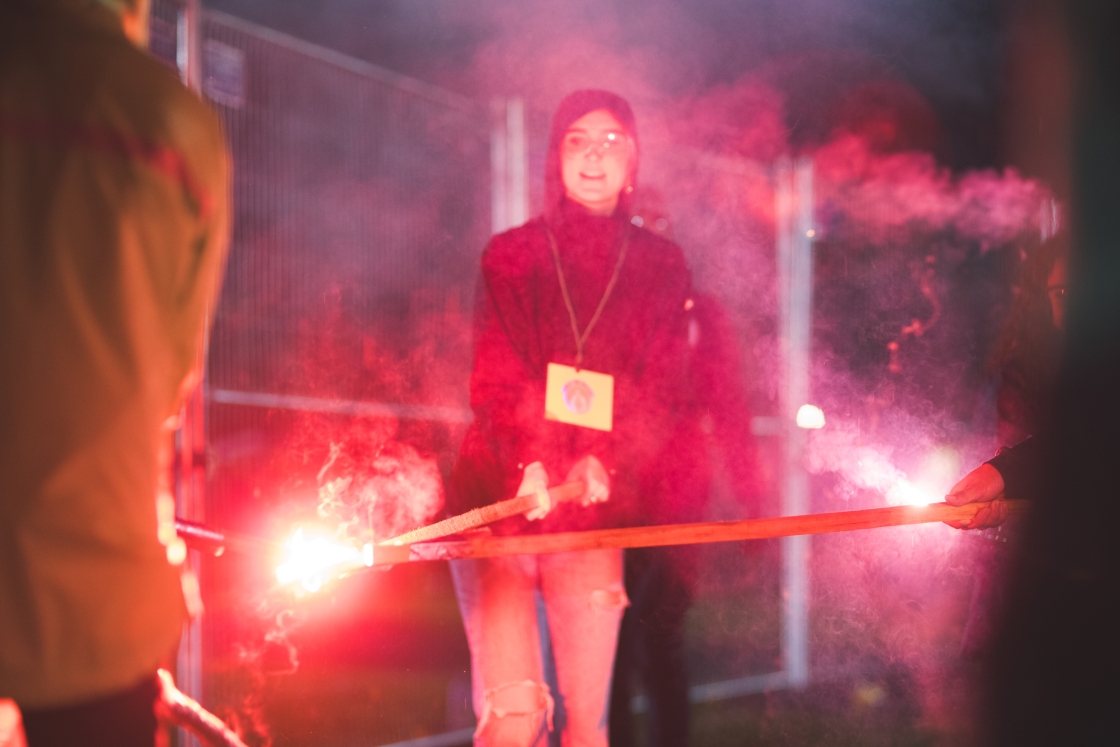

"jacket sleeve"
[631, 243, 693, 419]
[165, 97, 232, 415]
[466, 243, 550, 499]
[692, 296, 765, 513]
[612, 241, 693, 469]
[986, 435, 1043, 501]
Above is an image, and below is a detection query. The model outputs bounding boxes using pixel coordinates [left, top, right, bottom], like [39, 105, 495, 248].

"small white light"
[795, 404, 825, 429]
[631, 215, 644, 227]
[363, 543, 374, 567]
[156, 492, 176, 523]
[158, 522, 178, 546]
[806, 229, 816, 238]
[166, 537, 188, 566]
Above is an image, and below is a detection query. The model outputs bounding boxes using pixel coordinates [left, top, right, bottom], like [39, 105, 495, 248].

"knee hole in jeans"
[588, 584, 630, 611]
[476, 680, 555, 745]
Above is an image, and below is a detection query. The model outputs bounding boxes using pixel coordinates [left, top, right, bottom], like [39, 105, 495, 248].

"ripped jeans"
[451, 549, 628, 747]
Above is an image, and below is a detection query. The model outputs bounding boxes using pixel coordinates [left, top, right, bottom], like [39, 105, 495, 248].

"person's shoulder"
[96, 45, 229, 212]
[628, 224, 688, 274]
[487, 218, 548, 251]
[109, 46, 224, 155]
[481, 218, 548, 276]
[2, 5, 228, 181]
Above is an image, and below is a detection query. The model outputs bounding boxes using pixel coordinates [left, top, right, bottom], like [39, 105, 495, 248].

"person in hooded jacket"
[449, 90, 693, 747]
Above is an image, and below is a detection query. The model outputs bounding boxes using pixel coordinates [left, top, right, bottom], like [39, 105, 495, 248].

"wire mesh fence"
[147, 6, 491, 739]
[147, 6, 789, 743]
[201, 12, 489, 402]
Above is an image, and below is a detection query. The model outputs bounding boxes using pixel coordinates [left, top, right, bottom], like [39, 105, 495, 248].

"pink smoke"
[814, 132, 1050, 247]
[316, 439, 445, 543]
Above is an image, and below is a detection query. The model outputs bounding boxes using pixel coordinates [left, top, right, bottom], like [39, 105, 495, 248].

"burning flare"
[274, 528, 373, 592]
[886, 478, 937, 506]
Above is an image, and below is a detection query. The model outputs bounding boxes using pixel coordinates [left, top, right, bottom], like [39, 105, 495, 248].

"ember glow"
[885, 446, 961, 506]
[274, 528, 374, 592]
[804, 412, 970, 510]
[885, 478, 937, 506]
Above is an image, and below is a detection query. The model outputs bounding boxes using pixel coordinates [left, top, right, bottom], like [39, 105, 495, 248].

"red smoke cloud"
[814, 133, 1050, 247]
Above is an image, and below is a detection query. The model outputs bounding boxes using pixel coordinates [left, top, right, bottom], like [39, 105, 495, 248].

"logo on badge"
[561, 379, 594, 415]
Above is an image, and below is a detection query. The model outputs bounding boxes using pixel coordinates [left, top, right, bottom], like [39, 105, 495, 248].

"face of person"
[560, 109, 634, 216]
[1047, 255, 1068, 332]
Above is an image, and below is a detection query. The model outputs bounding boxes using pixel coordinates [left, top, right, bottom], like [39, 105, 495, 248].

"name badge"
[544, 363, 614, 432]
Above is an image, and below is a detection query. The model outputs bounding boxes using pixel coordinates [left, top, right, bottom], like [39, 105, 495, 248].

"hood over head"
[545, 89, 640, 219]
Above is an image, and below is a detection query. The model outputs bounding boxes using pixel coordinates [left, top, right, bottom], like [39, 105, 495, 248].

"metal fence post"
[490, 98, 528, 234]
[176, 0, 202, 91]
[174, 389, 206, 747]
[172, 5, 204, 744]
[776, 157, 814, 689]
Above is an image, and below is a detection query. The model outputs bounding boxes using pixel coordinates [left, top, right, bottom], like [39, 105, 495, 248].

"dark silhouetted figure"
[945, 236, 1067, 656]
[609, 294, 761, 747]
[985, 1, 1120, 744]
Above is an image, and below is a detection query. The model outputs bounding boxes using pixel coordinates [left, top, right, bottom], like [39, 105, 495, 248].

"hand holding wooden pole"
[380, 480, 587, 547]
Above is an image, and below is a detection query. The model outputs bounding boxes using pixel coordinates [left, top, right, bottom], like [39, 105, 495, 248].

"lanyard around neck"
[545, 223, 630, 368]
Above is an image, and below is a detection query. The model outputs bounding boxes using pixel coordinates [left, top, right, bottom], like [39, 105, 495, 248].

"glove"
[520, 461, 552, 521]
[566, 455, 610, 506]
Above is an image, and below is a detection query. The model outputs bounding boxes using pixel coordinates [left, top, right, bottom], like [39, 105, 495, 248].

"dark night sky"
[208, 0, 1006, 170]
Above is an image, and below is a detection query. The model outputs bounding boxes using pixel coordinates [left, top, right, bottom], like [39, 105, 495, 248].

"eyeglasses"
[561, 130, 631, 159]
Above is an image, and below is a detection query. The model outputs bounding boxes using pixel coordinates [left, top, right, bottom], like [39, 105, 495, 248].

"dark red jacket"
[645, 294, 763, 525]
[450, 202, 693, 533]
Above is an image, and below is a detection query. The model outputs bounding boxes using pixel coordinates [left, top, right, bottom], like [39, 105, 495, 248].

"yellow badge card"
[545, 363, 614, 432]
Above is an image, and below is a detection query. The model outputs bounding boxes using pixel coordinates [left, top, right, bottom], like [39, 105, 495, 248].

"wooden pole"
[381, 480, 586, 546]
[372, 499, 1026, 565]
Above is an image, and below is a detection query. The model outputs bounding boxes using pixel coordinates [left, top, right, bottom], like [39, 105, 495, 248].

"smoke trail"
[316, 439, 445, 543]
[814, 133, 1049, 248]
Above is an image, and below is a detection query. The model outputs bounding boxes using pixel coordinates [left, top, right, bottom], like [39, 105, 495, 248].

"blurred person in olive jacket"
[0, 1, 229, 744]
